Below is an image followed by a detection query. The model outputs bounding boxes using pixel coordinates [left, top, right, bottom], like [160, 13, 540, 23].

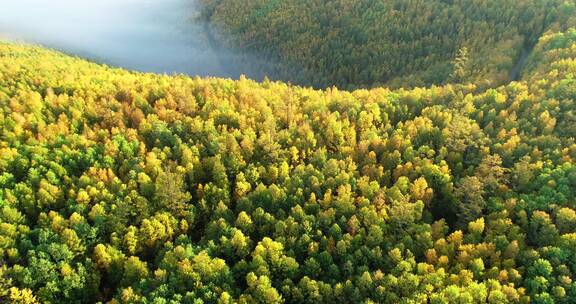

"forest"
[0, 25, 575, 302]
[0, 1, 576, 303]
[201, 0, 576, 89]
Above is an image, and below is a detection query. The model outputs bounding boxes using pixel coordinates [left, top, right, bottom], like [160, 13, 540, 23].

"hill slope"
[0, 30, 576, 302]
[201, 0, 576, 90]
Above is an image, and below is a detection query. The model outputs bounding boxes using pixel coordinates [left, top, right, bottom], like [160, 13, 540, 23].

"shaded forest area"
[201, 0, 576, 90]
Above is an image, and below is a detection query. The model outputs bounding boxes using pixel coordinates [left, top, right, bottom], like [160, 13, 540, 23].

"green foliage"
[0, 22, 576, 303]
[201, 0, 573, 89]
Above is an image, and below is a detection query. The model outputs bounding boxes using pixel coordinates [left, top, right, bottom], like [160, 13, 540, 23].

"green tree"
[450, 47, 471, 83]
[154, 169, 192, 219]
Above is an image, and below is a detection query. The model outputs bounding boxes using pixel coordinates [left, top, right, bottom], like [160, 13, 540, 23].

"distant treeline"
[201, 0, 576, 90]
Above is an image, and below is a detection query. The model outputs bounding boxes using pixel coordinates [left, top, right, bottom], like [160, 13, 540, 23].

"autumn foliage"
[1, 20, 576, 304]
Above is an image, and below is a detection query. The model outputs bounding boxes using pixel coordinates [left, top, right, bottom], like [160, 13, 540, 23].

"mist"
[0, 0, 255, 78]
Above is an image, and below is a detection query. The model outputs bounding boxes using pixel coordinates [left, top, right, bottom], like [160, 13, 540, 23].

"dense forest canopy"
[200, 0, 576, 89]
[1, 0, 576, 303]
[0, 21, 576, 302]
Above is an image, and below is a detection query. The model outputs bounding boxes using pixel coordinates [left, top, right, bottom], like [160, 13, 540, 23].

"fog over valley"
[0, 0, 252, 78]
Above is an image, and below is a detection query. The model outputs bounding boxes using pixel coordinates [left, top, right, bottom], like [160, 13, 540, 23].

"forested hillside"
[201, 0, 576, 89]
[0, 24, 575, 302]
